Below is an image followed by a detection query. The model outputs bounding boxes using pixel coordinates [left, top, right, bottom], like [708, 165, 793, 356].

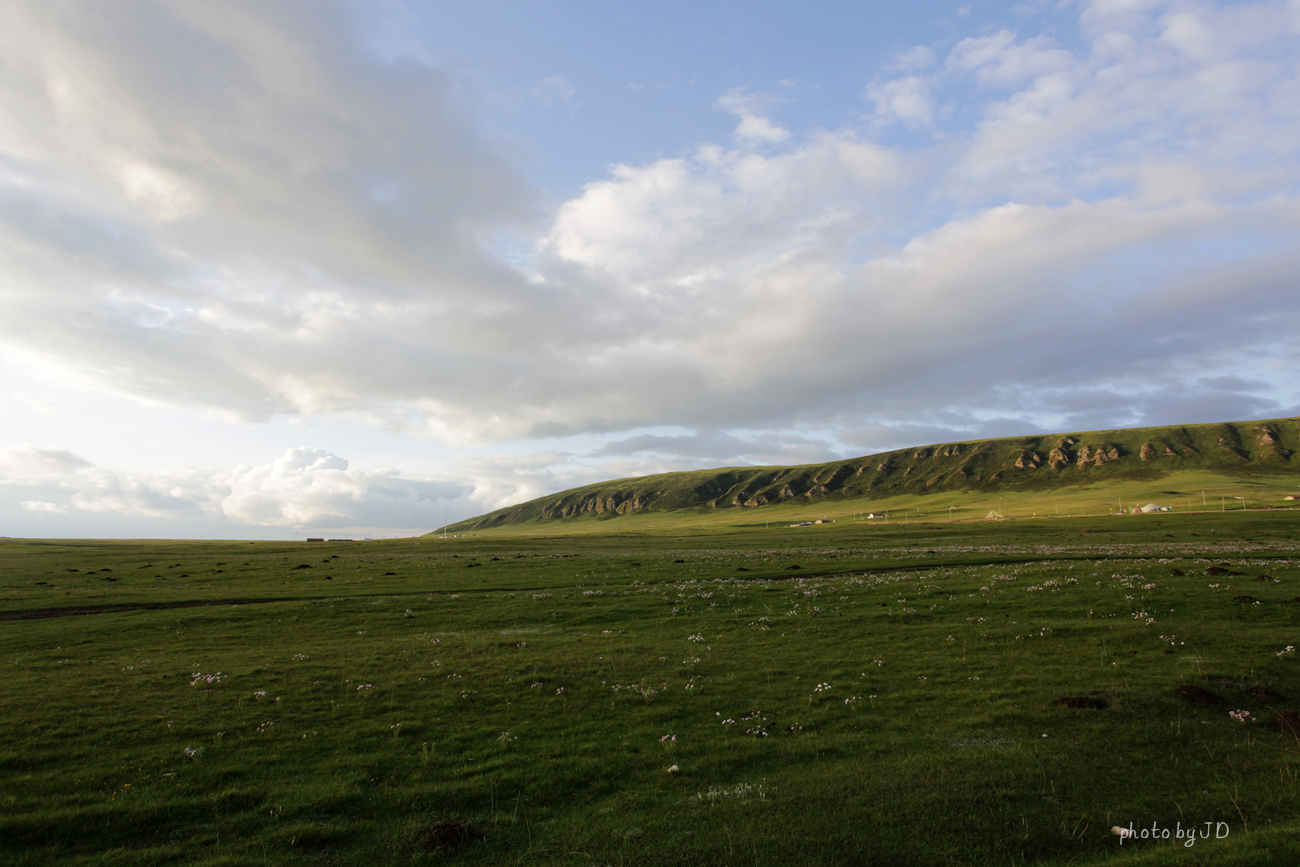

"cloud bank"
[0, 444, 465, 531]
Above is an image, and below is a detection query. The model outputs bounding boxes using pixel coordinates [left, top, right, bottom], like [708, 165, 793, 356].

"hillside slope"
[443, 417, 1300, 531]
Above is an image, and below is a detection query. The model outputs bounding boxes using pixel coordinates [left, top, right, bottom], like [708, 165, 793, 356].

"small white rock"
[666, 764, 680, 774]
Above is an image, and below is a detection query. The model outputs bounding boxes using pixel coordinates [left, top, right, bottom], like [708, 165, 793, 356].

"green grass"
[444, 470, 1300, 540]
[4, 510, 1300, 865]
[448, 417, 1300, 532]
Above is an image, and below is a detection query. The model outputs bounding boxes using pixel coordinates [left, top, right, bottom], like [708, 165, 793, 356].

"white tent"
[985, 510, 1005, 520]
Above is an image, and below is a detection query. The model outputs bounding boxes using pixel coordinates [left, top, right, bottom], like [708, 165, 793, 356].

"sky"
[2, 0, 1299, 539]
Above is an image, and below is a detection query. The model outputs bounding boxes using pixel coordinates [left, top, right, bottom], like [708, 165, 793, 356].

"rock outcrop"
[1015, 450, 1042, 469]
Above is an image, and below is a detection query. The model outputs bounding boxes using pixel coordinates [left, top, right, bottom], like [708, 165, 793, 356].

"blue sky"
[2, 0, 1299, 538]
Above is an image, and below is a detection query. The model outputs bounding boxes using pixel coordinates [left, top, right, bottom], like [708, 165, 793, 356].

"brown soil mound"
[1270, 711, 1300, 736]
[1248, 685, 1283, 701]
[1176, 685, 1223, 706]
[1055, 696, 1108, 709]
[414, 821, 480, 850]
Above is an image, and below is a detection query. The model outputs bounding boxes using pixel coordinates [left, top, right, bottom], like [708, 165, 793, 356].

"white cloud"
[20, 500, 66, 514]
[715, 88, 791, 143]
[0, 444, 466, 529]
[0, 445, 94, 481]
[218, 447, 465, 526]
[947, 30, 1075, 86]
[866, 75, 935, 126]
[449, 451, 574, 512]
[0, 0, 534, 423]
[895, 46, 937, 71]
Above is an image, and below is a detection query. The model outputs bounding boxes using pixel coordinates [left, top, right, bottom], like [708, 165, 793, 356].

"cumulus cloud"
[20, 500, 67, 514]
[946, 30, 1075, 86]
[715, 88, 791, 143]
[0, 0, 1297, 488]
[867, 75, 935, 126]
[0, 444, 466, 529]
[218, 447, 466, 526]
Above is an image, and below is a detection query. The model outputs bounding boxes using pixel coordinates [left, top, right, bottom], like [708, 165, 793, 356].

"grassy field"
[448, 418, 1300, 531]
[3, 508, 1300, 865]
[447, 469, 1300, 536]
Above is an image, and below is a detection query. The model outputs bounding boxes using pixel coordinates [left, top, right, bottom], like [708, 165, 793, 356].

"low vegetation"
[4, 507, 1300, 865]
[451, 417, 1300, 531]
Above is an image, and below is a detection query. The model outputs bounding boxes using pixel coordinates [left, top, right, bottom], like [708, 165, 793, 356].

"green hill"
[439, 417, 1300, 532]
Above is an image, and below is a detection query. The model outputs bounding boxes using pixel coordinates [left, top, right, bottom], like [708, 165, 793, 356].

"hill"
[439, 417, 1300, 532]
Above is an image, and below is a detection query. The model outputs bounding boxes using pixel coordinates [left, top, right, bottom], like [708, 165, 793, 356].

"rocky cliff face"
[539, 491, 662, 519]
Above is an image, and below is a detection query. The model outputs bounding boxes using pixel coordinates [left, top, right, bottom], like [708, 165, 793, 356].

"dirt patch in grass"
[414, 820, 482, 850]
[1055, 696, 1109, 709]
[1269, 711, 1300, 735]
[1248, 685, 1283, 701]
[1176, 684, 1224, 706]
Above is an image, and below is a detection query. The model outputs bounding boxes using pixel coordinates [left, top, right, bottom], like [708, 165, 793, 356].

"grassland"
[451, 417, 1300, 531]
[4, 508, 1300, 865]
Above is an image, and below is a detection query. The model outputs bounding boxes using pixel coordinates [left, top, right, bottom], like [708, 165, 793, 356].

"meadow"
[3, 507, 1300, 865]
